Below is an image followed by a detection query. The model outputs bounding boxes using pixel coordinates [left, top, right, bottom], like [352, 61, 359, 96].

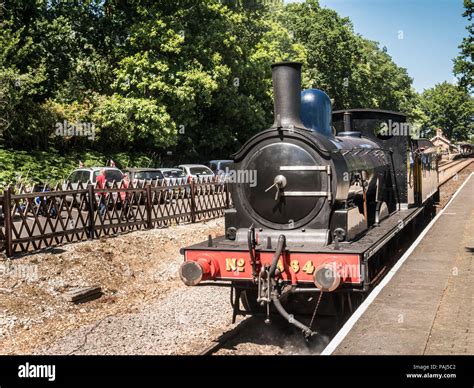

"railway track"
[439, 158, 472, 185]
[439, 158, 463, 171]
[200, 316, 256, 355]
[200, 313, 338, 356]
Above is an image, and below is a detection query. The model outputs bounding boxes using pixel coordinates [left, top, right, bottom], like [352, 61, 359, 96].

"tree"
[418, 82, 473, 141]
[281, 0, 416, 112]
[108, 0, 305, 160]
[454, 0, 473, 92]
[0, 0, 118, 149]
[0, 0, 426, 173]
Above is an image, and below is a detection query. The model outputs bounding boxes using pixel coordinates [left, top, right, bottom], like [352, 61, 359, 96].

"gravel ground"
[214, 315, 337, 355]
[438, 162, 473, 209]
[0, 218, 225, 355]
[37, 286, 234, 355]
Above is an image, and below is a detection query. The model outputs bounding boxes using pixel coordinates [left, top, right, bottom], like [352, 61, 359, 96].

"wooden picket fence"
[0, 179, 231, 257]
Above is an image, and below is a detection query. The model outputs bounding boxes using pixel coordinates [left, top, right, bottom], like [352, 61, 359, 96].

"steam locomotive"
[179, 62, 439, 337]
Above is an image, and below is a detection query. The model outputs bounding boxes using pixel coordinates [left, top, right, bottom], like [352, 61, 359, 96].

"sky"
[285, 0, 469, 92]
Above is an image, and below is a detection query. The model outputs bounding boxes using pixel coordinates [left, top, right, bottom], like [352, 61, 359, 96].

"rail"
[438, 159, 472, 185]
[199, 317, 255, 355]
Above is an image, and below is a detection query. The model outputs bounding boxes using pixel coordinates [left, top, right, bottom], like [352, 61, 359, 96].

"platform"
[325, 173, 474, 355]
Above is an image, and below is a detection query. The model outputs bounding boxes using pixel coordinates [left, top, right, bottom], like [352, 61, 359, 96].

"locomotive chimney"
[271, 61, 305, 129]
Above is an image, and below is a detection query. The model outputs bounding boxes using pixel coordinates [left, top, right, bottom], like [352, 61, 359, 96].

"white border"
[321, 172, 474, 355]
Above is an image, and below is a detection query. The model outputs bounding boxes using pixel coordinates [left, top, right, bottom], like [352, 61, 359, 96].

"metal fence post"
[145, 183, 153, 229]
[190, 180, 196, 223]
[225, 182, 230, 209]
[87, 184, 95, 240]
[3, 187, 13, 257]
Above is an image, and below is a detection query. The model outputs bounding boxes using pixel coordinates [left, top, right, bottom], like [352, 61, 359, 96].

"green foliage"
[0, 147, 158, 189]
[418, 82, 473, 141]
[0, 0, 307, 160]
[0, 0, 445, 186]
[281, 0, 416, 112]
[94, 95, 176, 150]
[454, 0, 473, 92]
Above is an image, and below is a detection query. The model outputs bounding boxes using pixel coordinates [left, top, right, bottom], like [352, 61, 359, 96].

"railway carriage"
[179, 62, 439, 337]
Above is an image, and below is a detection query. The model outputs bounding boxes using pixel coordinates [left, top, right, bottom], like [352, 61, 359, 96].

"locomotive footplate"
[180, 207, 423, 286]
[185, 207, 422, 257]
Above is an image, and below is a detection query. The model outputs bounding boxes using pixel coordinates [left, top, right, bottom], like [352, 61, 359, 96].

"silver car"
[178, 164, 214, 183]
[157, 168, 187, 185]
[122, 168, 164, 186]
[63, 167, 124, 207]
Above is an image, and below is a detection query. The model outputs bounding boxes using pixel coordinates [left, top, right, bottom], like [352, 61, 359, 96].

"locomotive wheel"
[240, 289, 264, 314]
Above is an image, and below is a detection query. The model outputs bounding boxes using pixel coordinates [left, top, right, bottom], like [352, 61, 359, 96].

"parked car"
[64, 167, 124, 188]
[121, 168, 164, 204]
[122, 168, 164, 186]
[154, 168, 188, 200]
[177, 164, 214, 183]
[177, 164, 216, 195]
[63, 167, 124, 208]
[157, 168, 187, 185]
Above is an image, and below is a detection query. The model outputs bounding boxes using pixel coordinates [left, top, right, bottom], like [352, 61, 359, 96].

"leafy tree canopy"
[454, 0, 473, 93]
[418, 82, 473, 141]
[3, 0, 463, 185]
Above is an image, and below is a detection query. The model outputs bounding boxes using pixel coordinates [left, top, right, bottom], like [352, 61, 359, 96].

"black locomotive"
[179, 62, 439, 337]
